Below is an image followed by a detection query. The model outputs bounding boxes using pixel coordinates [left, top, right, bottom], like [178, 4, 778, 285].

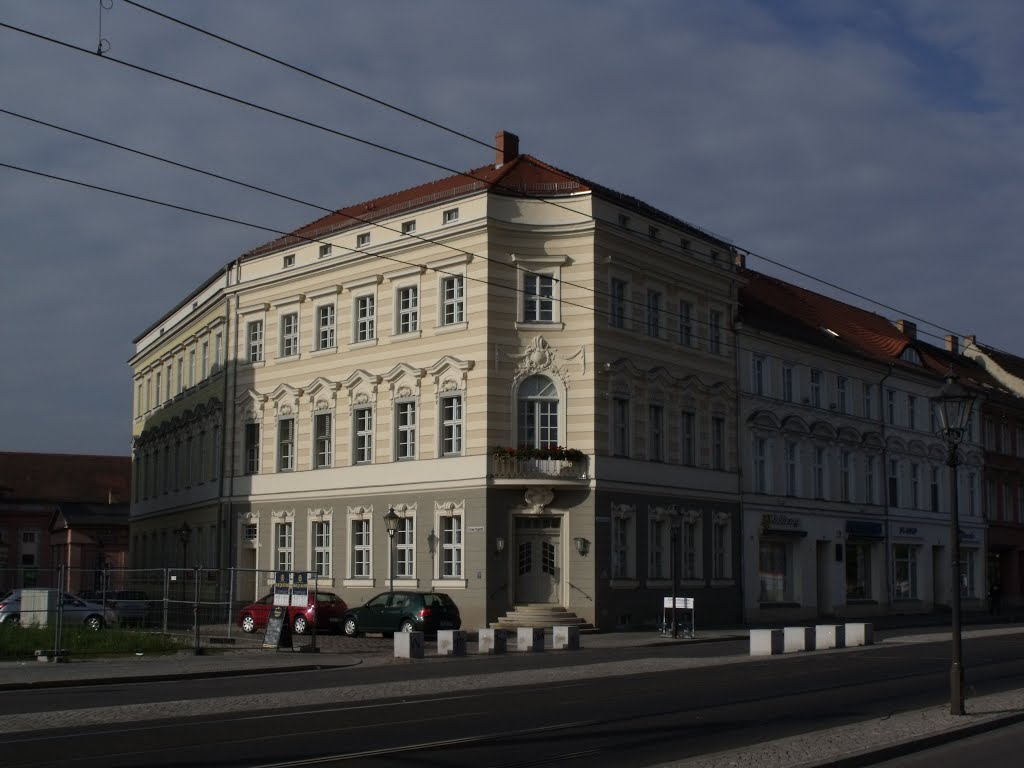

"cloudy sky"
[2, 0, 1022, 457]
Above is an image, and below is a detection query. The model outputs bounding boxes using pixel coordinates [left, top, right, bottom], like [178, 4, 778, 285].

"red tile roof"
[0, 453, 130, 504]
[247, 150, 730, 258]
[740, 269, 1000, 391]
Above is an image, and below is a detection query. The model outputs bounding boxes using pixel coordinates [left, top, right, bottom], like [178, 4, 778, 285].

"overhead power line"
[2, 157, 963, 380]
[121, 0, 494, 151]
[0, 21, 969, 353]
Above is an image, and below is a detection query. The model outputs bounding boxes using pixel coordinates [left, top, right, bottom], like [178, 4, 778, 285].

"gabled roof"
[972, 341, 1024, 381]
[0, 453, 130, 504]
[740, 269, 1000, 393]
[52, 502, 130, 529]
[247, 144, 731, 259]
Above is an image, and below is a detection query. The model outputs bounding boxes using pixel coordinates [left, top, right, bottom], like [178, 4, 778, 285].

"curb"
[812, 710, 1024, 768]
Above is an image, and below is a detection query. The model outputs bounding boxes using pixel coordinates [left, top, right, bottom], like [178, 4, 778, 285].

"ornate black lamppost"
[932, 372, 974, 716]
[383, 506, 400, 595]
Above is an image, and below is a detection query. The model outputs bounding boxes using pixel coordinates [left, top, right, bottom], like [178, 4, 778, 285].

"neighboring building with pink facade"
[0, 452, 130, 592]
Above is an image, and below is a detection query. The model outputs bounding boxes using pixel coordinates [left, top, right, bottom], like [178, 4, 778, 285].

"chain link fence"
[0, 567, 334, 653]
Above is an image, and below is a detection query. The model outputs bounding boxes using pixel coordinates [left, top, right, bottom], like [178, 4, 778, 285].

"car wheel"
[399, 619, 416, 633]
[6, 614, 19, 626]
[241, 614, 256, 633]
[293, 615, 308, 635]
[85, 615, 104, 631]
[342, 617, 359, 637]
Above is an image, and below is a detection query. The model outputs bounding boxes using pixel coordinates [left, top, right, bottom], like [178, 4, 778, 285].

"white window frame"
[809, 369, 822, 407]
[752, 355, 766, 396]
[782, 364, 796, 403]
[354, 294, 375, 343]
[395, 400, 417, 460]
[442, 207, 459, 224]
[440, 394, 463, 456]
[646, 289, 661, 338]
[350, 517, 371, 580]
[313, 411, 333, 469]
[708, 309, 722, 354]
[276, 417, 292, 473]
[274, 521, 293, 572]
[397, 284, 419, 335]
[612, 397, 630, 457]
[280, 312, 299, 358]
[433, 501, 466, 586]
[395, 513, 415, 580]
[316, 304, 336, 350]
[610, 277, 628, 329]
[712, 415, 726, 470]
[785, 440, 800, 497]
[681, 410, 696, 466]
[353, 406, 373, 464]
[712, 512, 732, 581]
[244, 422, 260, 475]
[610, 503, 636, 583]
[440, 274, 465, 326]
[679, 299, 693, 346]
[247, 320, 264, 363]
[648, 404, 664, 462]
[311, 517, 331, 578]
[356, 232, 370, 248]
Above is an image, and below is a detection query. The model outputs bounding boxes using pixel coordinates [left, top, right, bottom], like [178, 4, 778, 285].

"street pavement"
[1, 622, 1023, 767]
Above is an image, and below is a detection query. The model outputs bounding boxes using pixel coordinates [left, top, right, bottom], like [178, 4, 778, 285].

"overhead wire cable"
[2, 156, 959, 382]
[0, 22, 970, 355]
[120, 0, 494, 151]
[111, 4, 966, 346]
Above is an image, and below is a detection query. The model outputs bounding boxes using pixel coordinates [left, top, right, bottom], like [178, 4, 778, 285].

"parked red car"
[237, 591, 348, 635]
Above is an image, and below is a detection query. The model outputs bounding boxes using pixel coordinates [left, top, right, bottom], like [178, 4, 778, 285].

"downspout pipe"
[879, 363, 894, 611]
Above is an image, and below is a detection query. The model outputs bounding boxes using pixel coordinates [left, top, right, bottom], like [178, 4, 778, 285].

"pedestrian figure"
[989, 581, 1002, 616]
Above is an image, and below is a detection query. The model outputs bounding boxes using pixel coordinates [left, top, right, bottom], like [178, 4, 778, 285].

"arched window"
[517, 375, 559, 448]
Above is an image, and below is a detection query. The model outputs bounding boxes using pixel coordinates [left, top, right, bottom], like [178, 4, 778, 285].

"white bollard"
[783, 626, 816, 653]
[477, 628, 507, 654]
[393, 631, 424, 659]
[845, 622, 874, 646]
[436, 630, 467, 657]
[553, 625, 581, 650]
[749, 628, 784, 656]
[517, 627, 545, 652]
[815, 624, 846, 650]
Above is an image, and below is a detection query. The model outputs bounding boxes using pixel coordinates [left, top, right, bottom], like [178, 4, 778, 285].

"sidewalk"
[1, 624, 1023, 767]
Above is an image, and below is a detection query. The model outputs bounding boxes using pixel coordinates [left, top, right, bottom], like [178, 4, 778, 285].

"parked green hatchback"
[341, 590, 461, 636]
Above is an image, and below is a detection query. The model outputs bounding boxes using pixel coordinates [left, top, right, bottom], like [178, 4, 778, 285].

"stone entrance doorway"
[514, 516, 561, 604]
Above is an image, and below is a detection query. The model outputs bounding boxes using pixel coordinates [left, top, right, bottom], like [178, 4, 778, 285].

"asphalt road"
[2, 634, 1024, 768]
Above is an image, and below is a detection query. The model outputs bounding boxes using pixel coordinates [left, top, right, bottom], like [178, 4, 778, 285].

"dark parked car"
[342, 591, 461, 637]
[237, 591, 348, 635]
[80, 590, 155, 626]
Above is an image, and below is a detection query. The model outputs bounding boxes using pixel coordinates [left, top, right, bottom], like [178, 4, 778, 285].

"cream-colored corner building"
[129, 133, 743, 631]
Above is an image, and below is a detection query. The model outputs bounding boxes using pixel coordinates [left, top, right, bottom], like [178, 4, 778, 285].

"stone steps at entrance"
[490, 604, 596, 632]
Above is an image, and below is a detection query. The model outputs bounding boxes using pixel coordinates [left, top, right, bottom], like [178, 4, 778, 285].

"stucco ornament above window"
[524, 486, 555, 514]
[502, 335, 586, 389]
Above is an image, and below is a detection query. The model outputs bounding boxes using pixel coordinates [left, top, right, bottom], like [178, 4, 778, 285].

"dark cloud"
[1, 0, 1021, 454]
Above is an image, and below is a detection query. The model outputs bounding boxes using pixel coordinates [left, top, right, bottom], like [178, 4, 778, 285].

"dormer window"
[900, 346, 923, 365]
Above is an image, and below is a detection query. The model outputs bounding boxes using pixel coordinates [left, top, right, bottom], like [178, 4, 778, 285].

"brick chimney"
[895, 319, 917, 339]
[945, 334, 959, 354]
[495, 130, 519, 167]
[964, 334, 977, 350]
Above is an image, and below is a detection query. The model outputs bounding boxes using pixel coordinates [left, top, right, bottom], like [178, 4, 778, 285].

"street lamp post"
[933, 372, 974, 716]
[383, 506, 400, 596]
[670, 520, 680, 639]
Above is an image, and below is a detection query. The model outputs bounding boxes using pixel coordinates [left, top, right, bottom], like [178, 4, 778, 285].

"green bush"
[0, 623, 185, 660]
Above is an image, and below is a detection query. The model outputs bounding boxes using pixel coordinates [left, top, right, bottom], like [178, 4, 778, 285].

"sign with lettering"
[273, 571, 291, 607]
[897, 527, 919, 537]
[846, 520, 884, 539]
[762, 513, 802, 530]
[262, 605, 292, 650]
[290, 572, 308, 608]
